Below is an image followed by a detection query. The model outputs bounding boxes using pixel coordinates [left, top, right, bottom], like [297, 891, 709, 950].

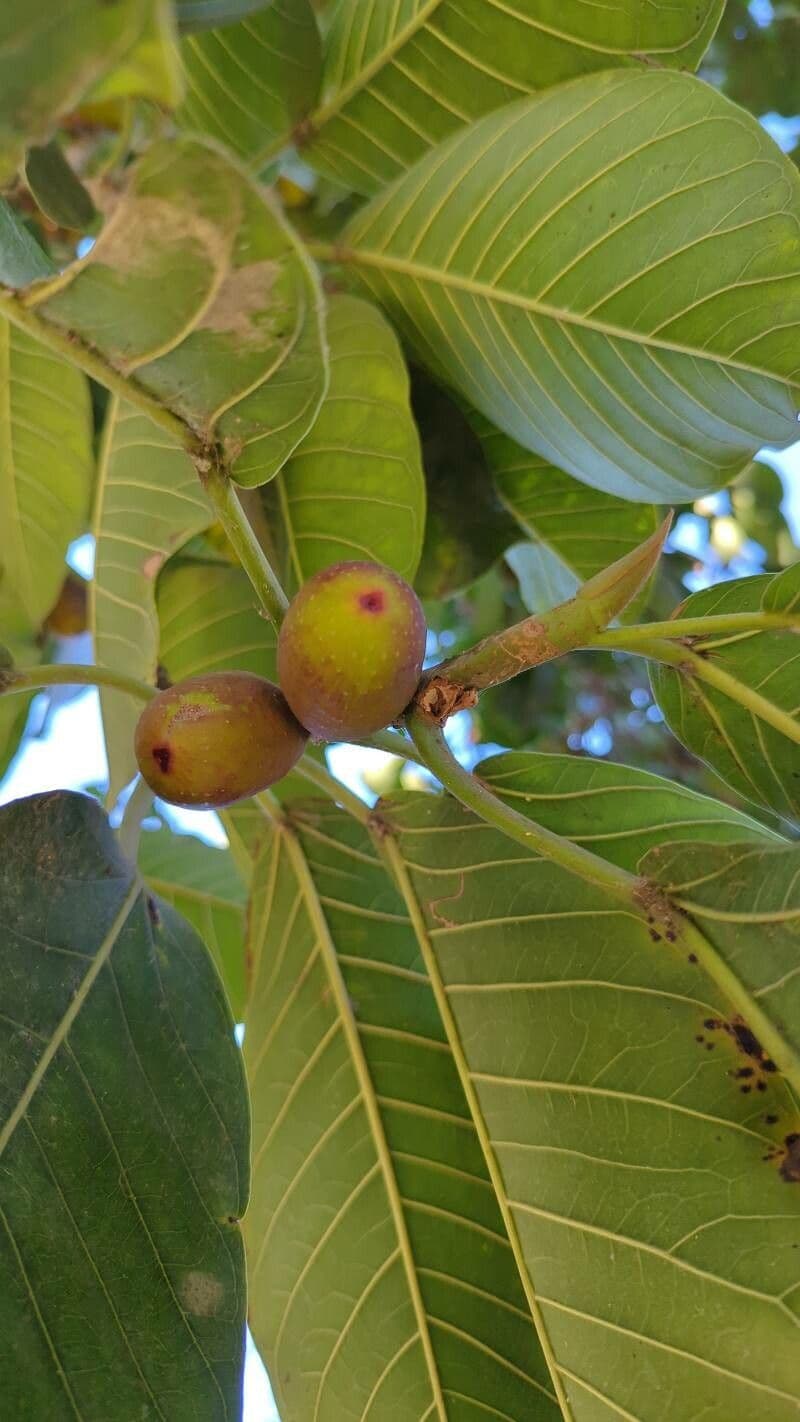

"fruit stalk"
[414, 515, 672, 721]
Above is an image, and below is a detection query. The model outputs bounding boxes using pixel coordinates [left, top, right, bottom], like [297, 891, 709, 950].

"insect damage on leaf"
[699, 1014, 779, 1092]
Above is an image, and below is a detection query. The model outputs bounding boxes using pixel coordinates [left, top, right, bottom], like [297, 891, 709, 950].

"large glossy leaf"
[138, 824, 247, 1019]
[178, 0, 322, 166]
[0, 790, 249, 1419]
[92, 399, 211, 801]
[157, 556, 276, 685]
[476, 414, 658, 609]
[651, 565, 800, 824]
[305, 0, 725, 194]
[244, 801, 559, 1420]
[0, 0, 152, 178]
[263, 294, 425, 592]
[0, 317, 93, 629]
[382, 753, 800, 1422]
[28, 136, 327, 487]
[343, 69, 800, 503]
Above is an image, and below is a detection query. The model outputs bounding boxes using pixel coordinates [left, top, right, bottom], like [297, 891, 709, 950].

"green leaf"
[264, 294, 426, 592]
[158, 555, 276, 685]
[0, 317, 93, 629]
[477, 415, 658, 609]
[305, 0, 725, 194]
[343, 69, 800, 503]
[0, 198, 55, 287]
[176, 0, 273, 33]
[0, 789, 249, 1419]
[86, 0, 184, 108]
[0, 0, 153, 178]
[382, 753, 800, 1422]
[31, 136, 328, 487]
[410, 372, 519, 599]
[178, 0, 321, 166]
[642, 837, 800, 1070]
[650, 565, 800, 824]
[138, 824, 247, 1018]
[244, 803, 560, 1421]
[24, 140, 97, 231]
[91, 400, 211, 802]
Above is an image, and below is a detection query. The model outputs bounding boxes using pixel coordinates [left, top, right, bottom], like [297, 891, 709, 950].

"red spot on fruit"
[153, 745, 172, 774]
[358, 590, 385, 613]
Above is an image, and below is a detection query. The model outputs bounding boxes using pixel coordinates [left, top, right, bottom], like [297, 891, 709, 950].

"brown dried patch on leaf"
[142, 551, 166, 580]
[80, 196, 228, 283]
[197, 261, 281, 344]
[428, 873, 465, 929]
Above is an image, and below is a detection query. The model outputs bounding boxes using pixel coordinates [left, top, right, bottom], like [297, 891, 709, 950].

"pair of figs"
[135, 561, 426, 809]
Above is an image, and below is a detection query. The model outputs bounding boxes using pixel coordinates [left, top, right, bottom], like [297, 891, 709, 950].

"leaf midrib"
[380, 834, 576, 1422]
[344, 246, 798, 391]
[279, 819, 448, 1421]
[0, 874, 140, 1163]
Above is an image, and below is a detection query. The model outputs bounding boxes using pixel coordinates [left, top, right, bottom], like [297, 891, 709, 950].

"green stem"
[414, 517, 671, 719]
[117, 775, 153, 861]
[406, 708, 639, 902]
[406, 710, 800, 1096]
[294, 757, 371, 825]
[303, 240, 339, 264]
[201, 462, 288, 629]
[0, 662, 156, 702]
[353, 728, 424, 765]
[595, 610, 799, 646]
[0, 287, 199, 451]
[590, 634, 800, 747]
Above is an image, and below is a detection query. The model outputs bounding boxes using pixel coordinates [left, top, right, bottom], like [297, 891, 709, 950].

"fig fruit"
[277, 561, 426, 740]
[134, 671, 307, 808]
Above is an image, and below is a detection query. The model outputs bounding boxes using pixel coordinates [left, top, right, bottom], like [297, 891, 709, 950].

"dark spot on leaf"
[780, 1134, 800, 1183]
[740, 1085, 752, 1094]
[757, 1081, 767, 1093]
[147, 896, 160, 928]
[153, 745, 171, 774]
[358, 589, 385, 614]
[730, 1020, 762, 1058]
[695, 1034, 705, 1043]
[765, 1115, 779, 1125]
[688, 953, 698, 964]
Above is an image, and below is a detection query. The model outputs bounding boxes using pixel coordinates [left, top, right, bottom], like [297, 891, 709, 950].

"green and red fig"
[277, 561, 426, 740]
[134, 671, 307, 808]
